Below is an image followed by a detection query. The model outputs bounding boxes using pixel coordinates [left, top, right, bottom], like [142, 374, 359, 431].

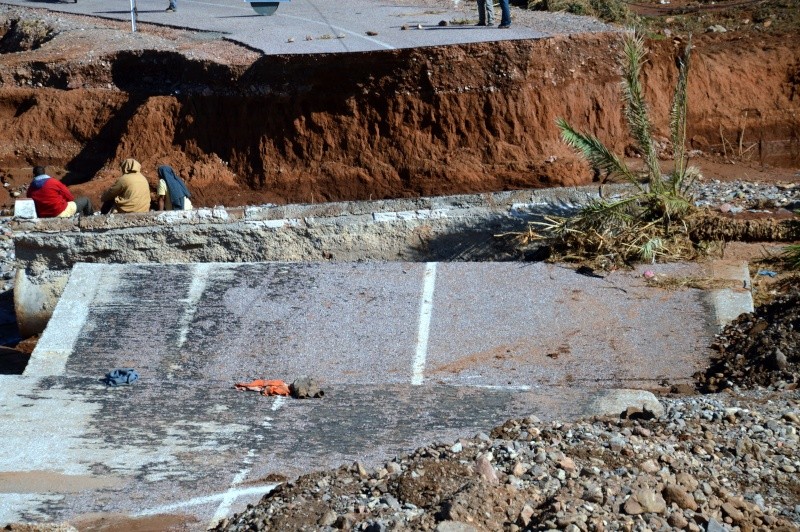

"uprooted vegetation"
[516, 28, 799, 270]
[523, 30, 703, 268]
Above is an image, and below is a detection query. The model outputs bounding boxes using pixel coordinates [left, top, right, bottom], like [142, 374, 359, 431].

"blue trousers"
[477, 0, 494, 24]
[498, 0, 511, 26]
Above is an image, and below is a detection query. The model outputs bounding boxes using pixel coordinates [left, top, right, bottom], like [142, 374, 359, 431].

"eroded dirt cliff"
[0, 7, 798, 209]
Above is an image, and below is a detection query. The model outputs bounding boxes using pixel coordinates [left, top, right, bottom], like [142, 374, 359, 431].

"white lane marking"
[24, 263, 107, 376]
[209, 449, 256, 527]
[271, 396, 286, 411]
[133, 484, 279, 517]
[411, 262, 437, 385]
[470, 384, 532, 391]
[176, 263, 213, 349]
[277, 14, 395, 49]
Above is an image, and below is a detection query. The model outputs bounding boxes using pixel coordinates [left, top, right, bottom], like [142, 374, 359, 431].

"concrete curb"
[705, 260, 754, 331]
[13, 185, 626, 335]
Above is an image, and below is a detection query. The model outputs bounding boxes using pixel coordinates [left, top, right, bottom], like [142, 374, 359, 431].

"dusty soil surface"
[0, 0, 798, 212]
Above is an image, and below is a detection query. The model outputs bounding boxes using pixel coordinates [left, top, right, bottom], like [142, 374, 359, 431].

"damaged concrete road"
[0, 260, 752, 528]
[0, 0, 615, 55]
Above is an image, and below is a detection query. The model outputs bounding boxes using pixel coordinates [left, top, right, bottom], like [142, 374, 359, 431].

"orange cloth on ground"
[234, 379, 290, 396]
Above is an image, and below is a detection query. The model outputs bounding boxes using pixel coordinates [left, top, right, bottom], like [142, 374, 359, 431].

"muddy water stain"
[71, 512, 199, 532]
[0, 471, 123, 493]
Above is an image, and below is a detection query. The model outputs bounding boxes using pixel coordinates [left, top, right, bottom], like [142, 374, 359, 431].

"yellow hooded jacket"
[101, 158, 151, 213]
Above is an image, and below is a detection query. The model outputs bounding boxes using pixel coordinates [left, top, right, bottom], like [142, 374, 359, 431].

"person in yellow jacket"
[100, 158, 151, 214]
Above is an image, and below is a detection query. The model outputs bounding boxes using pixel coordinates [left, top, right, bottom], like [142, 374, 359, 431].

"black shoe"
[475, 22, 486, 26]
[498, 23, 511, 28]
[165, 6, 175, 11]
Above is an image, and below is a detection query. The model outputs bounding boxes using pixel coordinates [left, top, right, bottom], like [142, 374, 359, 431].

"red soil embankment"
[0, 32, 798, 208]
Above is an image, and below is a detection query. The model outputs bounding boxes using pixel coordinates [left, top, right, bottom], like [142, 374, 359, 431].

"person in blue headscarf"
[156, 165, 193, 211]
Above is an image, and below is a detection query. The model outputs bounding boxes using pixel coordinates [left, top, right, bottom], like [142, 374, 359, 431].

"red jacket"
[27, 177, 75, 217]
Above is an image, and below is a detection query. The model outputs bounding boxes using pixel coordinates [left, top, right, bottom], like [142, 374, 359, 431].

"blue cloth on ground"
[157, 165, 191, 210]
[104, 368, 139, 386]
[757, 270, 778, 277]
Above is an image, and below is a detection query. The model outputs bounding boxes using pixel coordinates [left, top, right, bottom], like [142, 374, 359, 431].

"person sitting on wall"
[156, 165, 193, 211]
[27, 165, 94, 218]
[100, 158, 151, 214]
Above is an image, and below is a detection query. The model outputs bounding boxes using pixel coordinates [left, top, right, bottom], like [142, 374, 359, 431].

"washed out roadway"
[0, 0, 616, 55]
[0, 261, 734, 528]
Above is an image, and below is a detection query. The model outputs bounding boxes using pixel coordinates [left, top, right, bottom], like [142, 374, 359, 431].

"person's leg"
[476, 0, 486, 25]
[498, 0, 511, 27]
[486, 0, 494, 25]
[100, 199, 115, 214]
[74, 196, 94, 215]
[166, 0, 176, 11]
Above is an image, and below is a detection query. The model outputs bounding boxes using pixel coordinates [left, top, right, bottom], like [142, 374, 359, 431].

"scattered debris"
[103, 368, 139, 386]
[234, 379, 290, 397]
[290, 376, 324, 399]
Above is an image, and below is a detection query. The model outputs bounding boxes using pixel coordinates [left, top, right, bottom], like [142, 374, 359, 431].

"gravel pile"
[692, 180, 800, 213]
[699, 288, 800, 393]
[215, 389, 800, 531]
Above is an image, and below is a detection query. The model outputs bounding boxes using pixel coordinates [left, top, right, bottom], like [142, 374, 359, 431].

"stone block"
[14, 199, 37, 219]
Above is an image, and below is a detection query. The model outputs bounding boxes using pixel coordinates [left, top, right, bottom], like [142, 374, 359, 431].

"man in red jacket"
[27, 166, 94, 218]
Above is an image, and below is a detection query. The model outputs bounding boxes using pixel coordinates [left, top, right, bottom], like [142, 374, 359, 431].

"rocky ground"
[215, 388, 800, 532]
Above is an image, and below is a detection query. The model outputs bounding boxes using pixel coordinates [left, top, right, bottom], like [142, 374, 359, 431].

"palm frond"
[676, 165, 701, 196]
[638, 237, 665, 262]
[620, 31, 662, 189]
[783, 244, 800, 270]
[557, 118, 642, 188]
[669, 36, 693, 190]
[568, 196, 642, 232]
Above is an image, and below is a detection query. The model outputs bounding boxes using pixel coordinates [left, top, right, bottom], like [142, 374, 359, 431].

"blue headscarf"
[157, 165, 191, 210]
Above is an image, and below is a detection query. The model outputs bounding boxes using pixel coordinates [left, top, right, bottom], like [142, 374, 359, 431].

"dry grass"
[644, 275, 741, 291]
[521, 212, 708, 270]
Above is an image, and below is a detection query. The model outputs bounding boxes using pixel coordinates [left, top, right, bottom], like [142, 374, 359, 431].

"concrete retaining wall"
[11, 185, 615, 336]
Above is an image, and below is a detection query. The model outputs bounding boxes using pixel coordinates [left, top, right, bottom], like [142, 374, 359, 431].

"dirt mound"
[0, 17, 54, 53]
[699, 284, 800, 392]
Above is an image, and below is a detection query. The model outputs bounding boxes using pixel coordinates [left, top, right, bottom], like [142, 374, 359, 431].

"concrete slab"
[0, 0, 617, 55]
[0, 260, 752, 528]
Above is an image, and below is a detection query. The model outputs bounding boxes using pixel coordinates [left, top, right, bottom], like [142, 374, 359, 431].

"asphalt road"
[0, 260, 750, 528]
[0, 0, 615, 54]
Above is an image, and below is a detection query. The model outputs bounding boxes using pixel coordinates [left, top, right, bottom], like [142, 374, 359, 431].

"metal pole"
[130, 0, 138, 32]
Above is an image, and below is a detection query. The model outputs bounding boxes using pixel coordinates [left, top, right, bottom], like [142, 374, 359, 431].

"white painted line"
[469, 384, 532, 391]
[24, 263, 108, 376]
[411, 262, 437, 385]
[271, 396, 286, 411]
[133, 484, 278, 517]
[209, 450, 256, 527]
[176, 263, 213, 349]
